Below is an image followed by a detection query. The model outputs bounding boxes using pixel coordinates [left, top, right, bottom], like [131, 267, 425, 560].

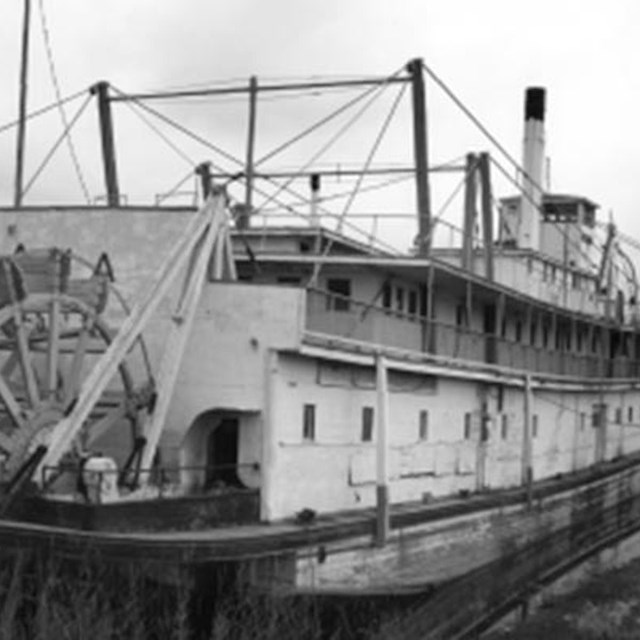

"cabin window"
[592, 404, 606, 428]
[382, 282, 392, 310]
[501, 414, 508, 440]
[396, 287, 405, 313]
[542, 322, 549, 349]
[629, 407, 634, 423]
[464, 412, 472, 439]
[361, 407, 374, 442]
[550, 266, 556, 283]
[497, 385, 504, 412]
[419, 410, 429, 440]
[529, 319, 537, 346]
[572, 273, 581, 290]
[515, 320, 522, 343]
[303, 404, 316, 441]
[408, 290, 418, 316]
[615, 408, 623, 425]
[532, 415, 539, 438]
[542, 263, 548, 282]
[456, 303, 470, 329]
[591, 329, 600, 354]
[326, 278, 351, 311]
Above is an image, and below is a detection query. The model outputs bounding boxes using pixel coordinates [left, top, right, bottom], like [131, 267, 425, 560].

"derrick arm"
[37, 190, 235, 480]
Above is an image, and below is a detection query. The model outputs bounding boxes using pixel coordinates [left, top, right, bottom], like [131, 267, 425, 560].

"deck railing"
[41, 462, 260, 504]
[305, 288, 640, 378]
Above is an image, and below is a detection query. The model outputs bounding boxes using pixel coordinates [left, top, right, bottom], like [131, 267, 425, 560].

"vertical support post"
[407, 58, 432, 257]
[523, 374, 533, 509]
[376, 353, 389, 547]
[261, 350, 279, 522]
[423, 264, 435, 353]
[91, 81, 120, 207]
[196, 162, 212, 199]
[14, 0, 31, 208]
[462, 153, 477, 272]
[479, 152, 495, 281]
[244, 75, 258, 222]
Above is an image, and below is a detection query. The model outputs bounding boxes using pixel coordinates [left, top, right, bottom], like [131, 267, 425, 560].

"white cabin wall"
[163, 283, 304, 460]
[267, 353, 488, 519]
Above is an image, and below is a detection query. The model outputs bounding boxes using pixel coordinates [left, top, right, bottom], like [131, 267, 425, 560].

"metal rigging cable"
[0, 89, 87, 137]
[309, 82, 409, 284]
[121, 99, 195, 167]
[22, 94, 92, 197]
[256, 74, 402, 214]
[255, 66, 406, 168]
[36, 0, 91, 203]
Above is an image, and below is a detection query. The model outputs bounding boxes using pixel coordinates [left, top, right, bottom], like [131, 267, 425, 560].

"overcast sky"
[1, 0, 639, 252]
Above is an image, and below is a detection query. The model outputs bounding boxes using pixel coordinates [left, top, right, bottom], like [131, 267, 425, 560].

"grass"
[0, 549, 395, 640]
[486, 556, 640, 639]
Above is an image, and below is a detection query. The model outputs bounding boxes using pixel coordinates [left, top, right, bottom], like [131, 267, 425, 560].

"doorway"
[206, 418, 243, 488]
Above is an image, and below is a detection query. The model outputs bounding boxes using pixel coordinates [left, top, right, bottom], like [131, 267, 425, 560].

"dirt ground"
[485, 557, 640, 639]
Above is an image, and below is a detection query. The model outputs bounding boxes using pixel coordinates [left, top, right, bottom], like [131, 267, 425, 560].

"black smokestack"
[525, 87, 546, 122]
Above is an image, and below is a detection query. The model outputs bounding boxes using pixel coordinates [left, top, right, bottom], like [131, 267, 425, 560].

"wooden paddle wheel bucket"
[0, 248, 153, 480]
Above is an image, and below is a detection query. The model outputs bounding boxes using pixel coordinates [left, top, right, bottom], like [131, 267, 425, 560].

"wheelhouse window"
[361, 407, 374, 442]
[326, 278, 351, 311]
[303, 404, 316, 441]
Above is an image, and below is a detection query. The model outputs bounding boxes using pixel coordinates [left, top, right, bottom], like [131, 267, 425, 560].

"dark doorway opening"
[206, 418, 243, 488]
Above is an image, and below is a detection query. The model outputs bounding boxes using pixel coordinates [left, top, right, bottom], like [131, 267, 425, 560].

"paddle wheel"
[0, 192, 234, 508]
[0, 247, 153, 481]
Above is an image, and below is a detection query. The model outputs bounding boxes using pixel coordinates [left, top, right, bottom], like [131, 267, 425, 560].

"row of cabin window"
[456, 305, 634, 356]
[325, 278, 425, 317]
[304, 404, 636, 445]
[528, 259, 594, 293]
[303, 404, 429, 442]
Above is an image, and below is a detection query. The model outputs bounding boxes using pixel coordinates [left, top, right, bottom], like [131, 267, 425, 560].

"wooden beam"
[479, 152, 495, 281]
[245, 75, 258, 216]
[0, 374, 26, 431]
[38, 194, 228, 476]
[140, 204, 230, 471]
[462, 153, 477, 272]
[195, 162, 212, 199]
[46, 296, 61, 398]
[110, 76, 409, 103]
[91, 81, 120, 207]
[13, 0, 31, 208]
[407, 58, 432, 257]
[424, 264, 435, 353]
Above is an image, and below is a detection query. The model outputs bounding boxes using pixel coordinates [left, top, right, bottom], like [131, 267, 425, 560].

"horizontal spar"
[109, 76, 409, 102]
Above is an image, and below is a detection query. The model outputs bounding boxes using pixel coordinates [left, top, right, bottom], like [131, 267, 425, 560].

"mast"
[91, 81, 120, 207]
[408, 58, 432, 257]
[14, 0, 32, 208]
